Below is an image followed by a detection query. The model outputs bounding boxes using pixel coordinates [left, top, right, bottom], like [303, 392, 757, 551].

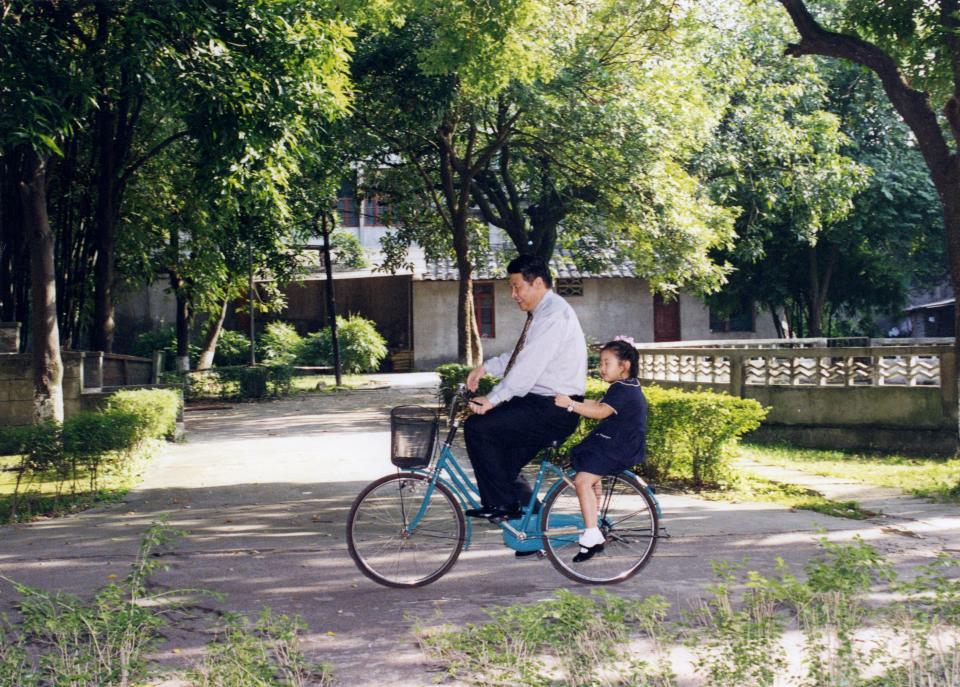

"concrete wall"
[413, 278, 781, 369]
[678, 294, 780, 341]
[0, 323, 20, 352]
[0, 352, 85, 426]
[641, 345, 959, 455]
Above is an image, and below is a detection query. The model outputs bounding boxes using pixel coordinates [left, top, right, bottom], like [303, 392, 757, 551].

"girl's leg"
[574, 471, 602, 529]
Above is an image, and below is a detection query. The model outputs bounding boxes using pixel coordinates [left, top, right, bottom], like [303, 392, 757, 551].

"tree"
[468, 0, 733, 296]
[0, 3, 93, 421]
[771, 0, 960, 399]
[351, 2, 574, 365]
[698, 4, 870, 336]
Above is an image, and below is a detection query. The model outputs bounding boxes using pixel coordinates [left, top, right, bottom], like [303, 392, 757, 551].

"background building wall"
[412, 278, 776, 369]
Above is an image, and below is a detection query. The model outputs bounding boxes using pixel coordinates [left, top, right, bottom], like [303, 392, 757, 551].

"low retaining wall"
[637, 344, 958, 454]
[0, 350, 160, 426]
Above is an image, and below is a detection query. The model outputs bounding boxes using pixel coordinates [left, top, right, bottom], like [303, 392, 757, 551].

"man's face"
[509, 273, 547, 312]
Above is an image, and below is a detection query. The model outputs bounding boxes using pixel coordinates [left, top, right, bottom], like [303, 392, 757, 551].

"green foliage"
[572, 380, 767, 489]
[299, 315, 387, 373]
[188, 609, 334, 687]
[212, 329, 252, 367]
[131, 326, 199, 367]
[180, 365, 294, 402]
[435, 363, 497, 404]
[330, 231, 368, 268]
[106, 388, 182, 441]
[258, 321, 304, 365]
[417, 589, 675, 687]
[0, 390, 178, 522]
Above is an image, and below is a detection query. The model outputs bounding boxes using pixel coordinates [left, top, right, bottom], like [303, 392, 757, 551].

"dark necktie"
[503, 312, 533, 377]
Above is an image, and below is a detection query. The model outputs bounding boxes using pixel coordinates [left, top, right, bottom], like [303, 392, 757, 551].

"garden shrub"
[107, 388, 181, 440]
[131, 326, 199, 366]
[212, 329, 252, 367]
[180, 365, 294, 401]
[62, 408, 143, 486]
[299, 315, 387, 373]
[258, 321, 303, 365]
[435, 363, 497, 404]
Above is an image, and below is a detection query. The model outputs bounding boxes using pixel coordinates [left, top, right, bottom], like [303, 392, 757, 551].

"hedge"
[436, 366, 767, 490]
[0, 388, 181, 521]
[171, 364, 294, 401]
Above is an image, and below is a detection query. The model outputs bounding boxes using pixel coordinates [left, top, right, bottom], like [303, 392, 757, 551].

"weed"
[188, 608, 333, 687]
[416, 589, 676, 687]
[0, 519, 189, 687]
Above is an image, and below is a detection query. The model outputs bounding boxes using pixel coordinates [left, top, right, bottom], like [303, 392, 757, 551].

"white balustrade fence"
[637, 346, 948, 389]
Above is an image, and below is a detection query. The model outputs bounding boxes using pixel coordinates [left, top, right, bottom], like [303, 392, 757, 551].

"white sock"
[579, 527, 605, 548]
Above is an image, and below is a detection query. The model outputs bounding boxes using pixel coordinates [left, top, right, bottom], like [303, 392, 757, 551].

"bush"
[213, 329, 252, 367]
[299, 315, 387, 373]
[131, 326, 200, 367]
[435, 363, 497, 405]
[179, 365, 294, 401]
[258, 321, 303, 365]
[565, 380, 767, 489]
[106, 388, 181, 441]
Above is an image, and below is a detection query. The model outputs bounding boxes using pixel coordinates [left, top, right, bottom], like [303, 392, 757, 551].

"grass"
[702, 472, 878, 520]
[738, 442, 960, 503]
[290, 374, 383, 393]
[0, 449, 149, 522]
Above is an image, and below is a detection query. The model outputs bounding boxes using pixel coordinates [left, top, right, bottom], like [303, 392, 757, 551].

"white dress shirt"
[484, 290, 587, 406]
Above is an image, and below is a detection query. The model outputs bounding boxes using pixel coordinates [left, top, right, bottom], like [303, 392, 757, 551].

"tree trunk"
[196, 298, 229, 371]
[91, 102, 118, 353]
[20, 148, 63, 423]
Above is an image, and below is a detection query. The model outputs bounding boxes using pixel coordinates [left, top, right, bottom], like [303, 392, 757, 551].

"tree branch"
[120, 129, 190, 186]
[778, 0, 954, 186]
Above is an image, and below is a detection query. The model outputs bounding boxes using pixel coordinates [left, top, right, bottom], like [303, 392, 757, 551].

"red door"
[653, 293, 681, 342]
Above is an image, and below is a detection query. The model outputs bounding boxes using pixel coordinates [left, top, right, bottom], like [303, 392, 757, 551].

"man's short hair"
[506, 254, 553, 288]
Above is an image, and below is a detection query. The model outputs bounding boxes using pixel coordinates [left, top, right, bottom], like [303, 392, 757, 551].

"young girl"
[555, 338, 647, 563]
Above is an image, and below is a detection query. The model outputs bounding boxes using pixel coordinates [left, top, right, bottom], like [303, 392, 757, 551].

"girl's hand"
[554, 394, 572, 409]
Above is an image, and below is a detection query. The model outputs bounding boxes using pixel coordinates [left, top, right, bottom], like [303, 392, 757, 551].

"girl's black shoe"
[572, 543, 604, 563]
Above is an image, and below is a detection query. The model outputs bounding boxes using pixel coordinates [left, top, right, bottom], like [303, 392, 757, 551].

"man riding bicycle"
[464, 255, 587, 521]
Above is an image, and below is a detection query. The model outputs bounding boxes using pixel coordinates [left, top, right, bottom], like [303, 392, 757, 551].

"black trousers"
[464, 394, 581, 507]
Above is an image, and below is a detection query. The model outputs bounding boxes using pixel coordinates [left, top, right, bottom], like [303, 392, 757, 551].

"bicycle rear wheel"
[541, 473, 658, 585]
[346, 472, 465, 588]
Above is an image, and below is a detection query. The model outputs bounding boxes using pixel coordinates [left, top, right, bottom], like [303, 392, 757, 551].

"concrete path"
[0, 374, 957, 686]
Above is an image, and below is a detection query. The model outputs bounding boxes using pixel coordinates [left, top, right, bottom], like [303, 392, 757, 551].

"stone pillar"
[0, 322, 20, 352]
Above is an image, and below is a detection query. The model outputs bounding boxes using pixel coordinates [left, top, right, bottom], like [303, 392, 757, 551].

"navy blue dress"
[571, 378, 647, 475]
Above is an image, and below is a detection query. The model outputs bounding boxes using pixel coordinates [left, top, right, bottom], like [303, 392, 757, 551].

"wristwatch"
[566, 401, 576, 413]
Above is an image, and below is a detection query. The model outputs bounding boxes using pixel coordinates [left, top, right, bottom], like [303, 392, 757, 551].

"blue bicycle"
[346, 386, 662, 587]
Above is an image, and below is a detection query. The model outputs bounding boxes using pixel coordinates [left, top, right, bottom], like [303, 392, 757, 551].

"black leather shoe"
[464, 505, 522, 519]
[572, 543, 604, 563]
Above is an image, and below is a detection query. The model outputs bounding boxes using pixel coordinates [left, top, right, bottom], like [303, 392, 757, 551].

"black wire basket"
[390, 406, 440, 468]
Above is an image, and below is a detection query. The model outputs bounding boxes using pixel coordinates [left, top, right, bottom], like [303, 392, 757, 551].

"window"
[709, 299, 755, 333]
[368, 196, 390, 226]
[555, 278, 583, 297]
[474, 283, 495, 338]
[337, 197, 358, 227]
[337, 179, 358, 227]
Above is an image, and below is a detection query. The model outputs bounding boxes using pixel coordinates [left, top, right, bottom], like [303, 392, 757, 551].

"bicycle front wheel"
[346, 472, 465, 588]
[541, 473, 658, 585]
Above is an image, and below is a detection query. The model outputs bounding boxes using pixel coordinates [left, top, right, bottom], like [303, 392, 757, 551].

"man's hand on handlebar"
[466, 365, 486, 392]
[467, 395, 494, 415]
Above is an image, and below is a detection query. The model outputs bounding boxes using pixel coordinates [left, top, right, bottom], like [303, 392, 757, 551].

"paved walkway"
[0, 374, 957, 686]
